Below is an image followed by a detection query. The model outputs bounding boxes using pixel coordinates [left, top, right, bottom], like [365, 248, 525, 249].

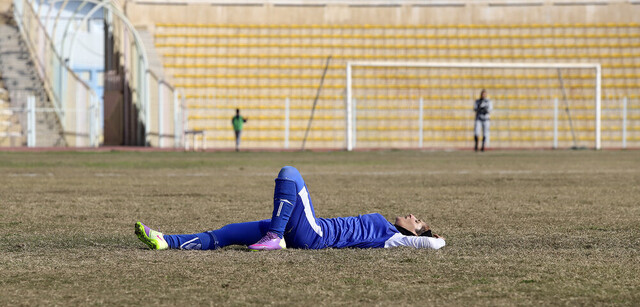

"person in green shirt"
[231, 109, 248, 151]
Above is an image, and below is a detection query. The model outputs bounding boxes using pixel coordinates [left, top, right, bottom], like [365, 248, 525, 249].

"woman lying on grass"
[136, 166, 445, 251]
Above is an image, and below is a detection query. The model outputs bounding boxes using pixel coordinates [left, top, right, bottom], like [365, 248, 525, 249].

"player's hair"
[416, 224, 429, 236]
[479, 89, 487, 100]
[394, 224, 433, 237]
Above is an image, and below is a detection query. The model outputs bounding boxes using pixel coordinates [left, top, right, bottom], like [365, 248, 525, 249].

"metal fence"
[1, 91, 100, 147]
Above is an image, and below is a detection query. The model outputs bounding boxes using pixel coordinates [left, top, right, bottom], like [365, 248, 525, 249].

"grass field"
[0, 150, 639, 306]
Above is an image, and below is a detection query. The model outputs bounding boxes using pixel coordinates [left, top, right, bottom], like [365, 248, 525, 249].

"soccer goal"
[345, 61, 602, 151]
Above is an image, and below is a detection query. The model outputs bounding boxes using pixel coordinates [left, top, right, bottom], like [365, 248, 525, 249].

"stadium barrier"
[146, 70, 185, 148]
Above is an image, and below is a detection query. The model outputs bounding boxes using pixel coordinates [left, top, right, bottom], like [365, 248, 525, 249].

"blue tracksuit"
[163, 166, 402, 250]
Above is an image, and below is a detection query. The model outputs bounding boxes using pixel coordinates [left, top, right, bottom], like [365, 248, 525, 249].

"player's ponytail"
[394, 224, 433, 237]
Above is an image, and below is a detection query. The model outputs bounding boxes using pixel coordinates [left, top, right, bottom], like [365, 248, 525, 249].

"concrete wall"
[125, 1, 640, 28]
[0, 0, 12, 12]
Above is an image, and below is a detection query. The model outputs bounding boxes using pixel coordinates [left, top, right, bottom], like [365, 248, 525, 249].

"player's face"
[481, 91, 487, 99]
[395, 214, 429, 235]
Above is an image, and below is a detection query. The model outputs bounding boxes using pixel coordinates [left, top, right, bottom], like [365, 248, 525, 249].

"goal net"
[345, 61, 602, 151]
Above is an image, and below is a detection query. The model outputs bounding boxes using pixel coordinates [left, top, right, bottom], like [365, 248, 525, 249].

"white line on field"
[94, 173, 123, 177]
[7, 173, 54, 177]
[240, 169, 640, 177]
[2, 169, 636, 179]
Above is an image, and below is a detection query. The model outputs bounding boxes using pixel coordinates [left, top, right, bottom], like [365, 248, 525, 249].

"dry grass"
[0, 150, 639, 306]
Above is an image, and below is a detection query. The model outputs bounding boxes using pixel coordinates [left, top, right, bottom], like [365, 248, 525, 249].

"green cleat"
[135, 221, 169, 250]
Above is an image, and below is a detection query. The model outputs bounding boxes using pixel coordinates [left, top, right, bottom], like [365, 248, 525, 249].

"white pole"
[595, 65, 602, 150]
[94, 94, 100, 147]
[145, 70, 150, 146]
[419, 97, 424, 148]
[622, 97, 627, 149]
[27, 95, 36, 147]
[353, 98, 357, 149]
[182, 95, 187, 150]
[284, 97, 290, 149]
[174, 91, 179, 148]
[89, 94, 95, 147]
[553, 98, 558, 149]
[346, 62, 353, 151]
[158, 81, 164, 148]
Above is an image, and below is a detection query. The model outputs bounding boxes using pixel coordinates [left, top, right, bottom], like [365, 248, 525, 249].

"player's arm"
[405, 236, 446, 249]
[385, 233, 446, 249]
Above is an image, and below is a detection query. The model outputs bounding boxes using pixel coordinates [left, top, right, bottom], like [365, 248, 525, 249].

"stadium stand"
[0, 10, 64, 147]
[126, 1, 640, 149]
[0, 78, 22, 146]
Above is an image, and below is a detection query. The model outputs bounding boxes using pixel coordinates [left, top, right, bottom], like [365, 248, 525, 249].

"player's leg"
[481, 120, 490, 151]
[136, 220, 270, 250]
[248, 166, 323, 250]
[235, 131, 240, 151]
[474, 120, 481, 151]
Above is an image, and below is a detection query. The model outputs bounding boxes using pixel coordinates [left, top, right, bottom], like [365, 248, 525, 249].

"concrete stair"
[0, 72, 23, 146]
[138, 27, 165, 79]
[0, 13, 66, 147]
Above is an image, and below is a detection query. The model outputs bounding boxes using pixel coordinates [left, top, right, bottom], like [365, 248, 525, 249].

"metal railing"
[12, 0, 100, 147]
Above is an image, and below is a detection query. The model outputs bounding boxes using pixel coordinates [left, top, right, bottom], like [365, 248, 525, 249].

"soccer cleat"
[135, 221, 169, 250]
[248, 232, 286, 251]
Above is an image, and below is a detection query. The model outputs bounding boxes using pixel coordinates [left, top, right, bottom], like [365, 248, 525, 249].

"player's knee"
[274, 178, 297, 199]
[278, 166, 300, 179]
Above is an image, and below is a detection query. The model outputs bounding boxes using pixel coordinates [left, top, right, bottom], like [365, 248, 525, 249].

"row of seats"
[173, 73, 638, 80]
[161, 41, 640, 48]
[156, 23, 639, 29]
[164, 63, 640, 69]
[184, 94, 640, 100]
[190, 125, 639, 132]
[197, 135, 640, 142]
[188, 114, 640, 121]
[187, 104, 635, 111]
[158, 42, 640, 51]
[175, 83, 638, 90]
[156, 33, 640, 40]
[164, 52, 640, 59]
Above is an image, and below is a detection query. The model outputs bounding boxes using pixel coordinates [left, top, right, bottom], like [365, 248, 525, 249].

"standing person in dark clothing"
[231, 109, 247, 152]
[473, 89, 492, 152]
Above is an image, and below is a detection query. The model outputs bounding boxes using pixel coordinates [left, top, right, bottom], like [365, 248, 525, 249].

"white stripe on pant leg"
[275, 199, 292, 217]
[276, 201, 283, 217]
[180, 237, 201, 250]
[298, 187, 323, 237]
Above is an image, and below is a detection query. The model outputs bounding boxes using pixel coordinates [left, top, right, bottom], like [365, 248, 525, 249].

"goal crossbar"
[345, 61, 602, 151]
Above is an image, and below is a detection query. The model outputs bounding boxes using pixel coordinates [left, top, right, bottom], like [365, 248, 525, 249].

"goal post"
[345, 61, 602, 151]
